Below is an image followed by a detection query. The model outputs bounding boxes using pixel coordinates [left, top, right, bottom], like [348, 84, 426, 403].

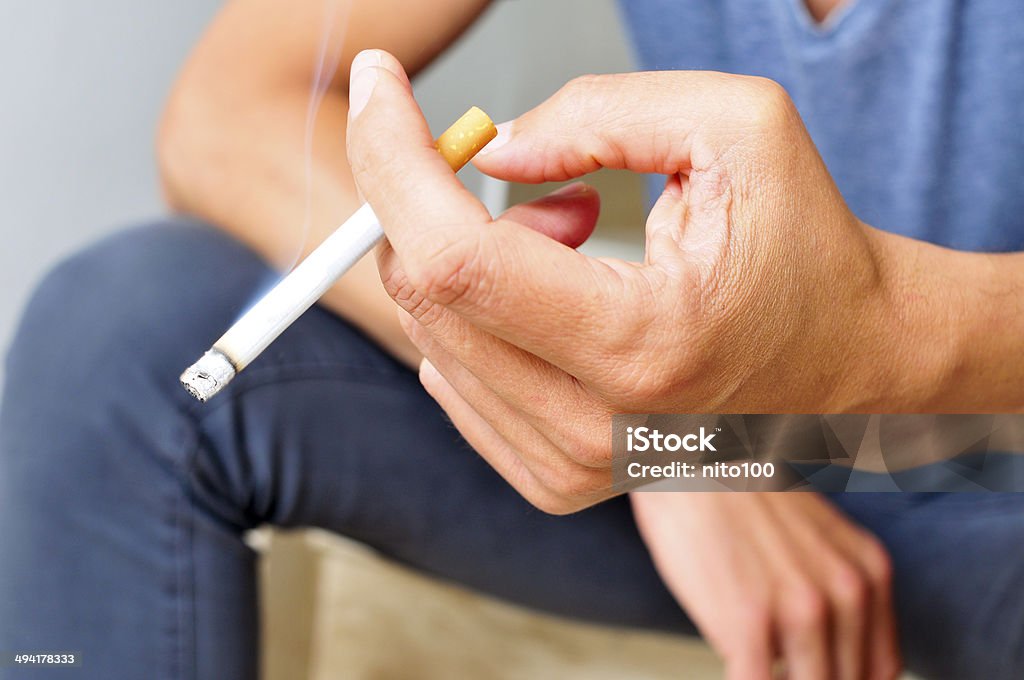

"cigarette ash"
[179, 349, 236, 402]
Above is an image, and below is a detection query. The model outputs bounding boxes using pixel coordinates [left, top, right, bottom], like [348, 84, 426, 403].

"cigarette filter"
[181, 106, 497, 402]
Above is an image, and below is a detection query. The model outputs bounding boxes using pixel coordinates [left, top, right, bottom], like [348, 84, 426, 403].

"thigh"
[1, 221, 690, 680]
[177, 249, 689, 635]
[0, 222, 283, 679]
[832, 493, 1024, 680]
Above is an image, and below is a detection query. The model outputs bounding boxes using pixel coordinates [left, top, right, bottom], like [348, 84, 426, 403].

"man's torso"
[619, 0, 1024, 251]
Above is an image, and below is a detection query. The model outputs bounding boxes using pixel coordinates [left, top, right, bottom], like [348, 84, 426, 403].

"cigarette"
[180, 106, 497, 402]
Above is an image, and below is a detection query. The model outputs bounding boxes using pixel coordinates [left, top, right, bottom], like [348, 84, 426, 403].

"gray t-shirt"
[618, 0, 1024, 251]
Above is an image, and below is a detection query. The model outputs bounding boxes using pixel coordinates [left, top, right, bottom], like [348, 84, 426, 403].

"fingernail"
[550, 182, 589, 197]
[419, 358, 442, 382]
[348, 50, 381, 121]
[478, 121, 513, 155]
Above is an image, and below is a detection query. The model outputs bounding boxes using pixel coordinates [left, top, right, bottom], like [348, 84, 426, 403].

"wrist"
[819, 222, 943, 412]
[834, 224, 978, 413]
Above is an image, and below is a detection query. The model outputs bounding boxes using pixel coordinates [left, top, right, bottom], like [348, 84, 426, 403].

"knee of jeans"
[4, 220, 274, 411]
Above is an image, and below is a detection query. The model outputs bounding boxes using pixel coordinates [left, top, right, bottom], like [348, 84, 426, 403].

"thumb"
[346, 49, 490, 246]
[348, 52, 641, 381]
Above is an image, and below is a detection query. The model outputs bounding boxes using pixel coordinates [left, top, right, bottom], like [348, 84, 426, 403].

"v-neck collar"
[780, 0, 892, 52]
[789, 0, 866, 37]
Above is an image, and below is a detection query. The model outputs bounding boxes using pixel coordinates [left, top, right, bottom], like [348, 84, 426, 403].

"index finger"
[473, 70, 793, 182]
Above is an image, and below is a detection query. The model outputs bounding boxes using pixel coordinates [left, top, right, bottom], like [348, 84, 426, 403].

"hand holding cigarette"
[347, 53, 895, 512]
[348, 52, 910, 678]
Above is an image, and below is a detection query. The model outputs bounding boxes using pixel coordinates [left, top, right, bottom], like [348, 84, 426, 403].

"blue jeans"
[1, 220, 1022, 680]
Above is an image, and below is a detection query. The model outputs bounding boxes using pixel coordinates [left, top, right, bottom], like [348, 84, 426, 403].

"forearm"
[845, 224, 1024, 412]
[156, 0, 491, 368]
[159, 82, 419, 366]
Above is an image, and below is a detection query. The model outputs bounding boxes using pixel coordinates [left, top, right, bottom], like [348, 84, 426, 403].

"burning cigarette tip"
[180, 349, 236, 402]
[181, 106, 496, 403]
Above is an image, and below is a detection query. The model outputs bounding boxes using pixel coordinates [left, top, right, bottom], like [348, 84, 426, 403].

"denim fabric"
[1, 222, 1022, 679]
[0, 223, 686, 679]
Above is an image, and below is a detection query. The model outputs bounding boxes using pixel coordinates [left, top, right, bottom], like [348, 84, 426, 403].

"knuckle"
[571, 431, 612, 469]
[738, 76, 796, 132]
[558, 410, 613, 469]
[609, 361, 674, 406]
[381, 265, 435, 320]
[560, 73, 608, 100]
[740, 601, 774, 635]
[628, 368, 670, 404]
[537, 462, 600, 502]
[602, 324, 646, 360]
[379, 262, 410, 301]
[488, 452, 577, 517]
[593, 301, 679, 404]
[528, 489, 581, 516]
[785, 585, 828, 630]
[546, 73, 638, 177]
[718, 601, 773, 658]
[558, 470, 600, 500]
[859, 536, 894, 585]
[406, 230, 487, 309]
[831, 564, 869, 610]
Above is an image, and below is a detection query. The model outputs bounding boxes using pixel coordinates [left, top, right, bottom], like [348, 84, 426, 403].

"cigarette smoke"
[232, 0, 353, 326]
[286, 0, 353, 272]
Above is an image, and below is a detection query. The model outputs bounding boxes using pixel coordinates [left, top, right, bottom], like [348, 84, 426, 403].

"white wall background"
[0, 1, 637, 386]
